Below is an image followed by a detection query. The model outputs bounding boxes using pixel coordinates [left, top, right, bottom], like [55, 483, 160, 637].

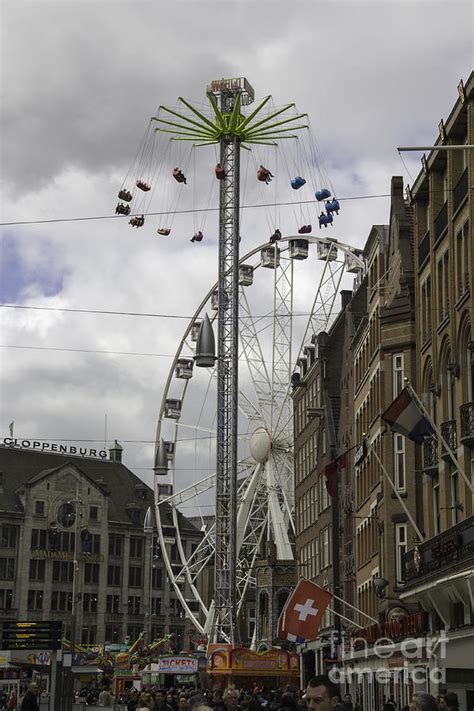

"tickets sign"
[156, 656, 197, 674]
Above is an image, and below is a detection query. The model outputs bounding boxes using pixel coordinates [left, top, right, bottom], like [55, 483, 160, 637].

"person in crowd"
[98, 687, 112, 706]
[20, 684, 40, 711]
[339, 693, 354, 711]
[444, 692, 459, 711]
[155, 690, 177, 711]
[436, 693, 447, 710]
[409, 693, 438, 711]
[137, 693, 154, 711]
[222, 688, 240, 711]
[305, 675, 340, 711]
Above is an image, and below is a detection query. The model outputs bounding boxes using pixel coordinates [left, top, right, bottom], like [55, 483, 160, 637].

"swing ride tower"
[153, 78, 308, 643]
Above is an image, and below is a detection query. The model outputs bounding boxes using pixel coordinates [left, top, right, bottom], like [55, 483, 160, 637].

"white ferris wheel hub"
[250, 426, 272, 463]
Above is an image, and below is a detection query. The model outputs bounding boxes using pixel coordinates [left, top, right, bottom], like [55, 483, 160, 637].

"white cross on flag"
[277, 579, 333, 643]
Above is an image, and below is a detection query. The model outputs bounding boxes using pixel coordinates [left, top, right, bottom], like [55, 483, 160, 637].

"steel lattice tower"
[154, 78, 308, 643]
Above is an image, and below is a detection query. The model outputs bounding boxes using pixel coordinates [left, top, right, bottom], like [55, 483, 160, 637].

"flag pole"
[405, 381, 474, 494]
[366, 438, 426, 542]
[327, 605, 364, 629]
[331, 593, 377, 624]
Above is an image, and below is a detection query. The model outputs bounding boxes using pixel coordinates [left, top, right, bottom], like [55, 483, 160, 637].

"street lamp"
[143, 507, 154, 645]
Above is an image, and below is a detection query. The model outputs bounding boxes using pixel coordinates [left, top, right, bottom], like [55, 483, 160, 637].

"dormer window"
[125, 503, 141, 525]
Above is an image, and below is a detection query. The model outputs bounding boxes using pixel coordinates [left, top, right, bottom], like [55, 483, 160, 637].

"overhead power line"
[0, 193, 391, 227]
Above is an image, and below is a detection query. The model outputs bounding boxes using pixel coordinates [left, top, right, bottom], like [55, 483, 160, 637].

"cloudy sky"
[0, 0, 472, 515]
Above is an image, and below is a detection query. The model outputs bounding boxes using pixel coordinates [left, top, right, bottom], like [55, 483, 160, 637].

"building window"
[83, 593, 98, 613]
[451, 472, 460, 526]
[433, 481, 441, 536]
[0, 525, 17, 549]
[29, 560, 46, 582]
[52, 561, 74, 583]
[27, 590, 43, 610]
[129, 537, 144, 559]
[151, 597, 161, 616]
[152, 567, 163, 588]
[35, 500, 46, 517]
[320, 527, 330, 569]
[108, 534, 123, 557]
[129, 566, 142, 588]
[127, 596, 141, 615]
[0, 559, 15, 580]
[395, 524, 407, 584]
[89, 505, 99, 522]
[105, 625, 120, 643]
[84, 563, 99, 584]
[393, 354, 404, 397]
[56, 502, 76, 529]
[421, 277, 432, 342]
[107, 565, 121, 586]
[31, 529, 47, 550]
[437, 251, 449, 322]
[127, 624, 142, 640]
[81, 626, 96, 645]
[81, 532, 100, 555]
[394, 434, 406, 490]
[106, 594, 120, 614]
[0, 589, 13, 610]
[468, 344, 474, 401]
[51, 591, 72, 612]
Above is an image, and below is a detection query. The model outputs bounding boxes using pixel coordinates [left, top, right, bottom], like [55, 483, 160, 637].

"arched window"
[259, 591, 269, 640]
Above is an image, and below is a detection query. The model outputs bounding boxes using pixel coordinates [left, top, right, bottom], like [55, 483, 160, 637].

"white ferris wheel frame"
[153, 234, 365, 635]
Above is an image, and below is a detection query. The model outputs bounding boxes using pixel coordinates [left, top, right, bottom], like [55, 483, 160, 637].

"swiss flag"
[277, 579, 333, 642]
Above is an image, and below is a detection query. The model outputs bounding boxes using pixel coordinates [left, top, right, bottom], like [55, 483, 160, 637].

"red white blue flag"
[381, 387, 435, 444]
[277, 579, 333, 642]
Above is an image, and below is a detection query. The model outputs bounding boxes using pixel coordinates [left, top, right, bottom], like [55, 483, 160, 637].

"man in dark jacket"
[21, 684, 40, 711]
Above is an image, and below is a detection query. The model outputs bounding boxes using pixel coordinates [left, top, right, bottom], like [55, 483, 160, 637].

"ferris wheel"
[152, 235, 364, 637]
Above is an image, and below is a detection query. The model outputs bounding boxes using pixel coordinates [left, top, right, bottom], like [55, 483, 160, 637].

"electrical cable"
[0, 193, 392, 227]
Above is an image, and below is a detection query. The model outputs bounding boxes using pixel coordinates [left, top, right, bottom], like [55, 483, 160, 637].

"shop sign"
[31, 549, 104, 562]
[3, 437, 107, 459]
[26, 652, 51, 665]
[157, 656, 197, 674]
[353, 440, 367, 467]
[349, 610, 429, 646]
[0, 652, 10, 668]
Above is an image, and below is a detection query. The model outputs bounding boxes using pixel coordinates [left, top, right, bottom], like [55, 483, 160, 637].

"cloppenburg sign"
[3, 438, 107, 459]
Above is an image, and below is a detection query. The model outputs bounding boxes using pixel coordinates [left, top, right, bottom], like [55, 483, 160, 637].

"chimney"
[109, 440, 123, 463]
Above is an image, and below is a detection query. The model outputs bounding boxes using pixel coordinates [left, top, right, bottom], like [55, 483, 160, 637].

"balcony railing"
[418, 230, 430, 267]
[434, 202, 448, 242]
[105, 612, 123, 621]
[453, 167, 468, 213]
[403, 516, 474, 585]
[460, 402, 474, 445]
[422, 436, 439, 473]
[0, 608, 17, 619]
[440, 420, 457, 459]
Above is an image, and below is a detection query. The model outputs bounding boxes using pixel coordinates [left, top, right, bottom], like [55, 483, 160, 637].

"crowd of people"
[68, 675, 464, 711]
[0, 676, 465, 710]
